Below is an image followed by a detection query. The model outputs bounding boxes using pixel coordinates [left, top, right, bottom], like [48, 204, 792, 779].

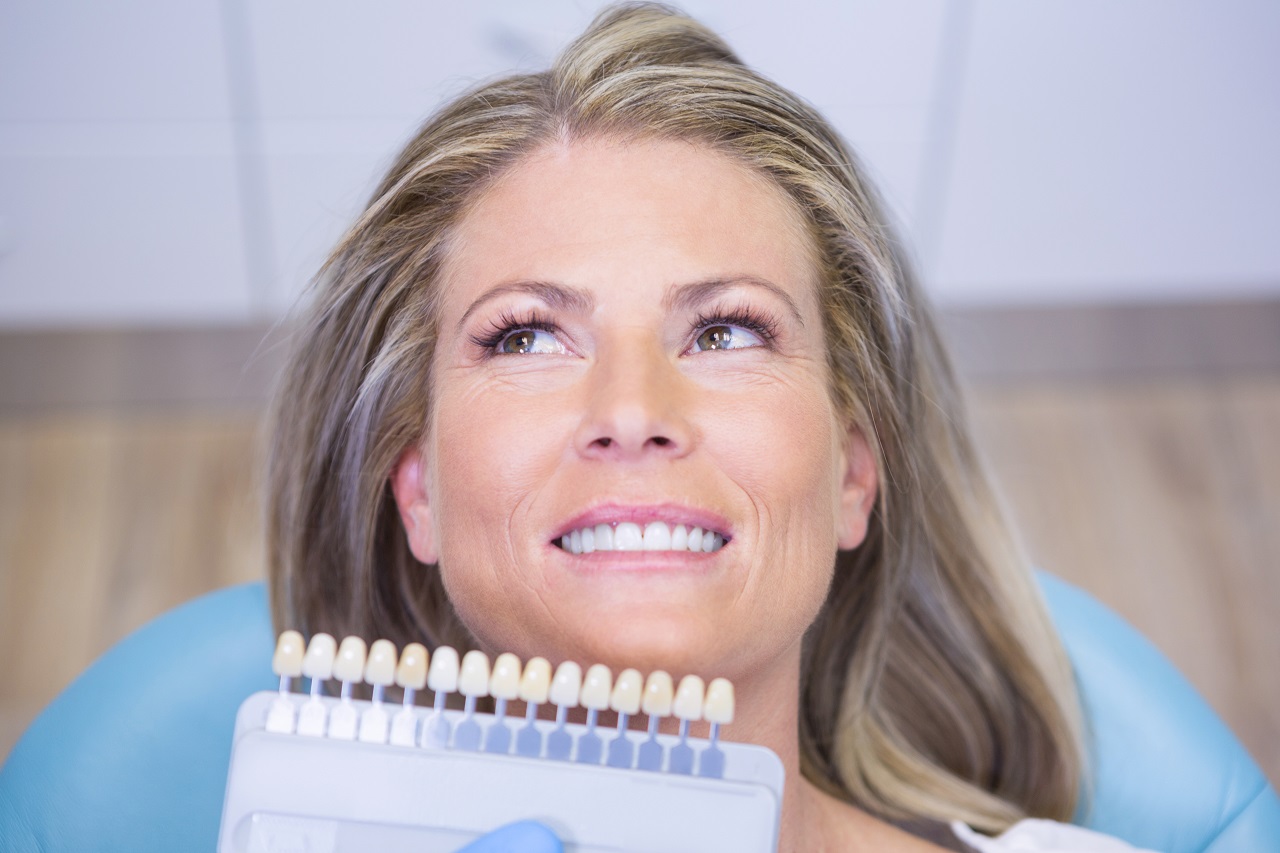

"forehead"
[438, 136, 821, 315]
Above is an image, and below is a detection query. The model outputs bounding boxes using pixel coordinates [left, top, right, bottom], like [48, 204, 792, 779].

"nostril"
[651, 436, 671, 447]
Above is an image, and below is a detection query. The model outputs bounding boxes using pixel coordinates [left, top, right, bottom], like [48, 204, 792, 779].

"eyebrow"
[665, 276, 805, 326]
[455, 274, 804, 329]
[456, 280, 595, 331]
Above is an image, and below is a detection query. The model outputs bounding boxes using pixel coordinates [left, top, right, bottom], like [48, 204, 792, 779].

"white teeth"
[427, 645, 460, 693]
[558, 521, 726, 553]
[549, 661, 583, 707]
[580, 664, 613, 710]
[333, 636, 368, 684]
[673, 674, 706, 721]
[363, 639, 397, 687]
[302, 633, 337, 681]
[458, 650, 491, 697]
[643, 521, 671, 550]
[490, 652, 522, 700]
[614, 522, 643, 550]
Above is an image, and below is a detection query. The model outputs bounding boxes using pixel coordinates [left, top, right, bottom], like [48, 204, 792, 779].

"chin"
[556, 607, 737, 680]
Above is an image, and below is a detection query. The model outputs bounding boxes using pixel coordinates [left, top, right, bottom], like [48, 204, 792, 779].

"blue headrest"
[1, 575, 1276, 851]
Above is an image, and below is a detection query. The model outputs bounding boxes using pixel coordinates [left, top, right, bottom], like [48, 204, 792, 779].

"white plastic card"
[219, 691, 783, 852]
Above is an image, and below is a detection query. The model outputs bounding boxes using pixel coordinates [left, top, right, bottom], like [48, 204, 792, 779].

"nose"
[573, 333, 695, 461]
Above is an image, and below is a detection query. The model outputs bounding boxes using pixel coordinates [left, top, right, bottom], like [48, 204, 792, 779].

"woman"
[267, 4, 1140, 851]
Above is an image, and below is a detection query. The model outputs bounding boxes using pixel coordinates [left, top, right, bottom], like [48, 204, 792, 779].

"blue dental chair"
[1, 574, 1277, 851]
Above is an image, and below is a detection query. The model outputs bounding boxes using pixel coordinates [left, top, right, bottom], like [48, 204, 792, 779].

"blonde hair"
[267, 2, 1085, 834]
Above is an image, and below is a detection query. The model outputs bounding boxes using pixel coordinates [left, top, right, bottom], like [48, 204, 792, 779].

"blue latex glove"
[456, 820, 563, 852]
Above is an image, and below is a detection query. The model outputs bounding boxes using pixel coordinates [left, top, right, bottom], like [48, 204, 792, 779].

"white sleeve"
[950, 819, 1165, 853]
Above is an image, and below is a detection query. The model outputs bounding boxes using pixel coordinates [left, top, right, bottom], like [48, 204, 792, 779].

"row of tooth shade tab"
[268, 631, 735, 778]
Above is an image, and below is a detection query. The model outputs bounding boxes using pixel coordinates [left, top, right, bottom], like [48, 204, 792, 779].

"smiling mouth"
[555, 521, 728, 554]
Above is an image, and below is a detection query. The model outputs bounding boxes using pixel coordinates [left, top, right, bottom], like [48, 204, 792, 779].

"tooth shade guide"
[225, 687, 783, 852]
[257, 639, 740, 774]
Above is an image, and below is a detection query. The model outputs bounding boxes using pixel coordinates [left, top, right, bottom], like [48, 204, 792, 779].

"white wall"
[1, 0, 1277, 326]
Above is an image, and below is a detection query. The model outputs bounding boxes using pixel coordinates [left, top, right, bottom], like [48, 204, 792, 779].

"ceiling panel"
[247, 1, 945, 308]
[0, 0, 232, 122]
[932, 0, 1280, 304]
[0, 123, 252, 325]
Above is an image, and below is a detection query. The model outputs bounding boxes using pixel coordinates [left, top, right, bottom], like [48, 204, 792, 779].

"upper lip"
[551, 502, 733, 543]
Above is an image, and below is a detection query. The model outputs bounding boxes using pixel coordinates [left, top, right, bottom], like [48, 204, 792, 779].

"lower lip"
[550, 544, 725, 572]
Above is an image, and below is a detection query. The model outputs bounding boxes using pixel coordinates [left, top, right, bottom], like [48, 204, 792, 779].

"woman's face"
[392, 136, 876, 685]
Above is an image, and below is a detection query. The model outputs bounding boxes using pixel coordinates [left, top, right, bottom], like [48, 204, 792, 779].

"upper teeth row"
[560, 521, 726, 554]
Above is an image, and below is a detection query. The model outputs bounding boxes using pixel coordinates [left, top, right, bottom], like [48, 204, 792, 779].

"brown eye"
[497, 328, 565, 355]
[696, 325, 735, 350]
[692, 323, 762, 352]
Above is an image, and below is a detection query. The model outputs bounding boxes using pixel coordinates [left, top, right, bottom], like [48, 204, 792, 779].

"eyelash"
[469, 305, 782, 355]
[468, 309, 560, 353]
[689, 305, 781, 348]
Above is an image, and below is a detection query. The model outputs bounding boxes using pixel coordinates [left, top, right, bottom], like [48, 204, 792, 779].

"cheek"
[425, 378, 571, 635]
[719, 377, 842, 524]
[431, 379, 561, 517]
[716, 379, 843, 614]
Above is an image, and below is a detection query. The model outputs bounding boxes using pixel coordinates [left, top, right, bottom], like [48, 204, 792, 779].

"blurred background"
[1, 0, 1276, 784]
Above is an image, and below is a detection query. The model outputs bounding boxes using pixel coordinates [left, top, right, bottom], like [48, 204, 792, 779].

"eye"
[497, 327, 566, 355]
[692, 323, 765, 352]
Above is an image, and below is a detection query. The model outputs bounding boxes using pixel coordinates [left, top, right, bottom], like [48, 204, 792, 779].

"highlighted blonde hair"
[268, 2, 1085, 833]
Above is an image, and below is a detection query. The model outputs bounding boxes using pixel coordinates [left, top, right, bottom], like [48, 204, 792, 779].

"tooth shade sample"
[333, 636, 369, 683]
[459, 650, 492, 697]
[581, 664, 613, 710]
[704, 677, 735, 724]
[641, 670, 674, 716]
[519, 657, 552, 704]
[673, 674, 706, 721]
[273, 631, 305, 677]
[581, 525, 595, 552]
[396, 643, 429, 690]
[594, 523, 614, 550]
[364, 639, 397, 687]
[490, 652, 522, 700]
[427, 645, 460, 693]
[642, 521, 671, 550]
[549, 661, 583, 707]
[613, 522, 643, 550]
[610, 668, 643, 715]
[301, 633, 337, 680]
[687, 527, 704, 551]
[670, 524, 688, 551]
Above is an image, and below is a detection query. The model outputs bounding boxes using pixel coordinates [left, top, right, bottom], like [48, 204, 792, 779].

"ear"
[837, 426, 879, 550]
[389, 446, 440, 565]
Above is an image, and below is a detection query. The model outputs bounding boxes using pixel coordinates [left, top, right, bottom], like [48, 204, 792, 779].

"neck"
[710, 650, 942, 852]
[705, 644, 838, 852]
